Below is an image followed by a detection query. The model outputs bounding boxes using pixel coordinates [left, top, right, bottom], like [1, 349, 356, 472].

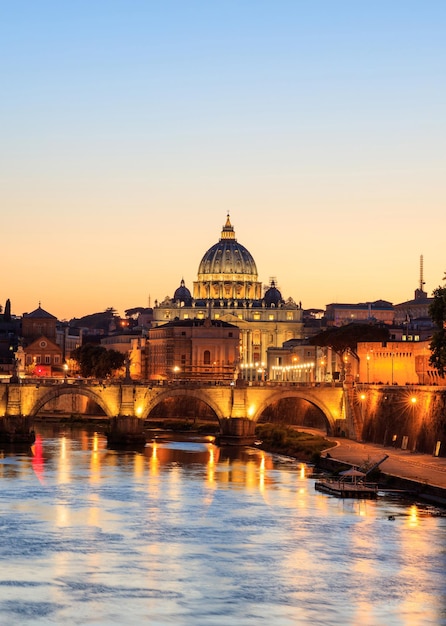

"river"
[0, 424, 445, 625]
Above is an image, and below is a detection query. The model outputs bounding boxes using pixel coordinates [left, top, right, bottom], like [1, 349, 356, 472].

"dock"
[315, 479, 378, 499]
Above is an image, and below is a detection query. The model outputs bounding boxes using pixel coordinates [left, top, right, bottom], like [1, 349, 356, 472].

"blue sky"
[1, 1, 445, 319]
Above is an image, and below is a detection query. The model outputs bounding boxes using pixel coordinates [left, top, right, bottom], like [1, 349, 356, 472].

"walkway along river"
[0, 424, 445, 626]
[317, 432, 446, 505]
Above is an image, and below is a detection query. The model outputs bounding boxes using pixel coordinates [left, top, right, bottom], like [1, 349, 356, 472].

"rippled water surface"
[0, 425, 445, 625]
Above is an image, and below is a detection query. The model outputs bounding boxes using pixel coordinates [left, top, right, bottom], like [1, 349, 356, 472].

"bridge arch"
[144, 387, 225, 422]
[29, 385, 111, 418]
[252, 389, 338, 435]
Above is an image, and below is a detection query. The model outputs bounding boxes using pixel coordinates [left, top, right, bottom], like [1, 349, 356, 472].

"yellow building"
[357, 339, 444, 385]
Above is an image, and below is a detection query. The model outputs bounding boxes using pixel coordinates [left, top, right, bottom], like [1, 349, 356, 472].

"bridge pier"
[216, 417, 257, 446]
[106, 416, 146, 448]
[1, 383, 35, 446]
[0, 416, 35, 446]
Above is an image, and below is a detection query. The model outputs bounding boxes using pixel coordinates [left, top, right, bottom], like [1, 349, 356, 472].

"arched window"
[203, 350, 211, 365]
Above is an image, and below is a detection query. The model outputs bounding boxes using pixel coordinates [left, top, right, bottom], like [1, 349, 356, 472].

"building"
[266, 339, 328, 383]
[151, 215, 304, 376]
[146, 318, 240, 381]
[357, 339, 444, 386]
[324, 300, 395, 327]
[17, 305, 81, 378]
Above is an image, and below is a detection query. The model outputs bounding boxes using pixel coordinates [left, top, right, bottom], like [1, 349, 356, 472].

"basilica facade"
[151, 215, 304, 378]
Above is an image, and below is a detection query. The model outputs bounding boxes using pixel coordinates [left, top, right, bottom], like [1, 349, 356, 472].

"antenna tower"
[419, 255, 425, 291]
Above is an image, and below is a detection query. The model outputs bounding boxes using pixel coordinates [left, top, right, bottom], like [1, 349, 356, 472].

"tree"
[4, 299, 11, 321]
[125, 307, 146, 317]
[71, 344, 126, 379]
[429, 283, 446, 377]
[69, 308, 119, 333]
[310, 323, 389, 379]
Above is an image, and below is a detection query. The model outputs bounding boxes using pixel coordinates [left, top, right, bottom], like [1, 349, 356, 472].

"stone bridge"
[0, 380, 347, 444]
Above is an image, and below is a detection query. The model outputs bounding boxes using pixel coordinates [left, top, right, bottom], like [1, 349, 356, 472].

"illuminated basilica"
[151, 215, 304, 375]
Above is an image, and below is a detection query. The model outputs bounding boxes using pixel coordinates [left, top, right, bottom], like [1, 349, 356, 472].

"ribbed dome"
[173, 279, 192, 306]
[197, 215, 258, 277]
[193, 215, 262, 301]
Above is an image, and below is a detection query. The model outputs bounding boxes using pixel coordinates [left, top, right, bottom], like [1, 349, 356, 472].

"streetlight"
[173, 366, 180, 381]
[320, 358, 325, 384]
[359, 392, 366, 425]
[63, 362, 68, 382]
[410, 395, 417, 451]
[366, 353, 370, 384]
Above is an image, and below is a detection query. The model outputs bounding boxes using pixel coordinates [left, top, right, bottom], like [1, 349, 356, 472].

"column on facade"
[260, 331, 267, 368]
[247, 330, 253, 381]
[242, 329, 248, 364]
[239, 330, 244, 376]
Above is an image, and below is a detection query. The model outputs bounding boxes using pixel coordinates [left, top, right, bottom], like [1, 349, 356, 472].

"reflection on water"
[0, 424, 445, 626]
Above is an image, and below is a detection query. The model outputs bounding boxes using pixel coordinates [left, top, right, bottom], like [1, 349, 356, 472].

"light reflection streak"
[55, 504, 70, 527]
[31, 434, 45, 485]
[259, 454, 265, 492]
[87, 493, 100, 527]
[133, 452, 144, 478]
[207, 446, 215, 484]
[149, 442, 159, 475]
[57, 436, 70, 484]
[408, 504, 419, 528]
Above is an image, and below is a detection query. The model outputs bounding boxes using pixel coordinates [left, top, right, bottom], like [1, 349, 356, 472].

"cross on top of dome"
[220, 213, 236, 241]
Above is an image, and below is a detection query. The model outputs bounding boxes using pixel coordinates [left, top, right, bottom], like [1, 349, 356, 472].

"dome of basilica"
[193, 215, 262, 301]
[264, 280, 283, 307]
[173, 279, 192, 306]
[197, 215, 258, 278]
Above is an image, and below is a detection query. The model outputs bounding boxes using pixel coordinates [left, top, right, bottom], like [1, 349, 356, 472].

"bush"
[255, 424, 334, 461]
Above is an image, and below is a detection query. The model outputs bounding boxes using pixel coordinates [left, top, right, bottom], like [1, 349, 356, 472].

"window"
[54, 355, 60, 364]
[44, 355, 51, 364]
[268, 314, 275, 320]
[287, 312, 294, 320]
[204, 350, 211, 365]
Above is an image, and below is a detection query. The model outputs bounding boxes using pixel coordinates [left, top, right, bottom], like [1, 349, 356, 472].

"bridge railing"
[8, 376, 345, 389]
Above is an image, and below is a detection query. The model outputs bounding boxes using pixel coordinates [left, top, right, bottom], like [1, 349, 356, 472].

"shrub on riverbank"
[255, 423, 335, 462]
[144, 418, 220, 434]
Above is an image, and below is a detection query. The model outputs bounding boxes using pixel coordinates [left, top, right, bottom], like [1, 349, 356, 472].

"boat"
[315, 468, 378, 499]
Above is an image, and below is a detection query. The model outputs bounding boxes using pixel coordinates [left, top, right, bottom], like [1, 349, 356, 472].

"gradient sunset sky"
[2, 1, 445, 321]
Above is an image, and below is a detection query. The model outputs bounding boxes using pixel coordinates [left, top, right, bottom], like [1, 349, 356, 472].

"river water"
[0, 424, 445, 626]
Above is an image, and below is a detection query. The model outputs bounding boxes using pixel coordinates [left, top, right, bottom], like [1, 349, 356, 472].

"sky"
[1, 1, 445, 320]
